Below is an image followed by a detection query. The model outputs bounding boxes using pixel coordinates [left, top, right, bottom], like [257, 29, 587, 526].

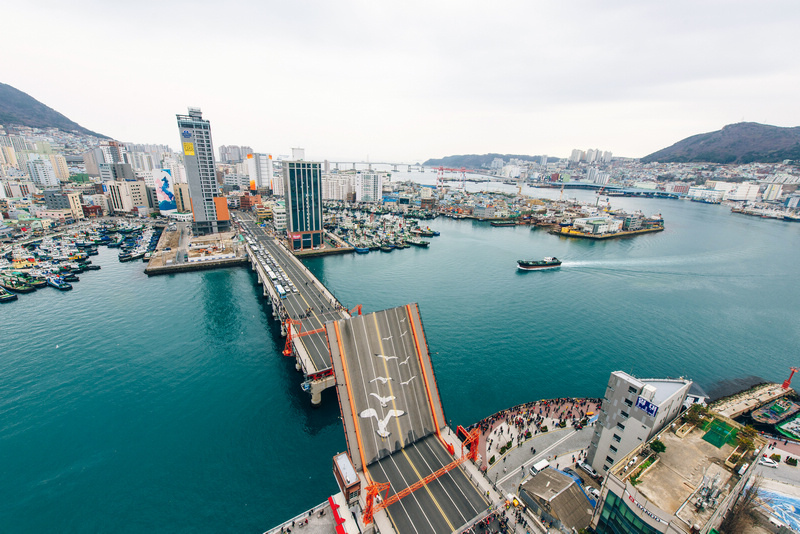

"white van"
[529, 459, 550, 477]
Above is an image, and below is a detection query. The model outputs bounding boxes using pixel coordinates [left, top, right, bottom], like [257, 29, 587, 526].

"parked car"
[578, 461, 599, 478]
[587, 487, 601, 500]
[759, 456, 779, 468]
[563, 467, 581, 479]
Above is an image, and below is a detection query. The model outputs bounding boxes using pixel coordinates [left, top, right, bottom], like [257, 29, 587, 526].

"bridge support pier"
[295, 358, 301, 371]
[311, 390, 322, 406]
[280, 324, 286, 336]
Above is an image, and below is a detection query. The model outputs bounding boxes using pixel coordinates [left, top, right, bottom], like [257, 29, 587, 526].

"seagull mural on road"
[375, 353, 398, 362]
[400, 376, 416, 386]
[399, 356, 411, 366]
[360, 408, 405, 438]
[369, 376, 392, 385]
[369, 393, 396, 408]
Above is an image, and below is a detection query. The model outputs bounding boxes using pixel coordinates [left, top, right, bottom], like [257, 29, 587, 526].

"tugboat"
[47, 275, 73, 290]
[406, 238, 430, 248]
[517, 257, 562, 271]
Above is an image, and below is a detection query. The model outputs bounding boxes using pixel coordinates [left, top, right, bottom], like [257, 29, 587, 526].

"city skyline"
[4, 0, 800, 162]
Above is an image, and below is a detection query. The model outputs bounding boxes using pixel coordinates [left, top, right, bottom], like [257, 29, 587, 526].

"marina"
[1, 191, 800, 531]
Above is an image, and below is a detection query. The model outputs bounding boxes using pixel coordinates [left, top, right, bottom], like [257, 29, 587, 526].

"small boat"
[47, 276, 73, 290]
[517, 257, 562, 271]
[407, 238, 430, 248]
[84, 264, 101, 271]
[354, 246, 370, 254]
[62, 273, 80, 282]
[380, 245, 393, 252]
[490, 220, 516, 227]
[0, 287, 18, 302]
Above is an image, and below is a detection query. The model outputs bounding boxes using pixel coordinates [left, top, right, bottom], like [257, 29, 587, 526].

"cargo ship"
[517, 257, 562, 271]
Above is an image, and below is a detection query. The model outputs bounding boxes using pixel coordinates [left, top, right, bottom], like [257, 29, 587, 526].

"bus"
[267, 269, 278, 281]
[275, 284, 287, 299]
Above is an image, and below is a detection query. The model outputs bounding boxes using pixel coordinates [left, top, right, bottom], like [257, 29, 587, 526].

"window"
[606, 456, 615, 464]
[609, 445, 618, 453]
[624, 398, 633, 407]
[628, 386, 638, 394]
[613, 434, 621, 443]
[621, 411, 629, 419]
[616, 422, 625, 431]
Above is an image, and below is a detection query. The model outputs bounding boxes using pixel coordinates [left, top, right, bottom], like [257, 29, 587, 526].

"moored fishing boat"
[47, 275, 73, 290]
[0, 286, 18, 302]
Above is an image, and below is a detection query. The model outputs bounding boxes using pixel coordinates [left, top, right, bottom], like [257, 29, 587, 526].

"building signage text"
[625, 490, 667, 524]
[636, 396, 659, 417]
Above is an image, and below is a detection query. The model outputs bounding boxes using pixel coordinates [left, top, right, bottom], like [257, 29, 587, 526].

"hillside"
[423, 153, 553, 168]
[641, 122, 800, 164]
[0, 82, 106, 137]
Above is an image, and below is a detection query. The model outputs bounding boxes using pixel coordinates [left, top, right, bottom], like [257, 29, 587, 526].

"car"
[578, 461, 599, 478]
[759, 456, 779, 468]
[587, 487, 601, 500]
[563, 467, 581, 479]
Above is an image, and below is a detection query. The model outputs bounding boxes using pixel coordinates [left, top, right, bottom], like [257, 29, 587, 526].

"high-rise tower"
[283, 160, 322, 250]
[176, 107, 230, 235]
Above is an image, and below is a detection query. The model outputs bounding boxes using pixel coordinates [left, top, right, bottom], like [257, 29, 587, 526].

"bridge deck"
[328, 304, 446, 469]
[238, 215, 343, 374]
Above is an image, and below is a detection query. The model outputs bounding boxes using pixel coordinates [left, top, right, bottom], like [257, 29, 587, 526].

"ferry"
[517, 257, 562, 271]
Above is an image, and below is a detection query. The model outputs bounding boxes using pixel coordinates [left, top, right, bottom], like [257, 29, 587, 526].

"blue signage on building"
[182, 130, 191, 138]
[636, 396, 659, 417]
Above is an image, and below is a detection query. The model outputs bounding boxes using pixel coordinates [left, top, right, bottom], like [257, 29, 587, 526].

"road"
[235, 212, 344, 373]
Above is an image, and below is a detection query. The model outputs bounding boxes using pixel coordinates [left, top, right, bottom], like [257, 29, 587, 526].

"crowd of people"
[468, 397, 602, 466]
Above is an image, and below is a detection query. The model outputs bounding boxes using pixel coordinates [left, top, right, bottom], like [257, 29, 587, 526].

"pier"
[235, 212, 350, 405]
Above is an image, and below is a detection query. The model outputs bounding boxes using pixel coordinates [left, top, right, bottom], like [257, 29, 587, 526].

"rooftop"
[612, 422, 748, 530]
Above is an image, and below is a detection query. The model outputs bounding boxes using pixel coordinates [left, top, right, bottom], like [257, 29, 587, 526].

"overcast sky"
[5, 0, 799, 162]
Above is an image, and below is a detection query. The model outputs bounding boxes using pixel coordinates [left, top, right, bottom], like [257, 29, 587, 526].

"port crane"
[436, 166, 469, 190]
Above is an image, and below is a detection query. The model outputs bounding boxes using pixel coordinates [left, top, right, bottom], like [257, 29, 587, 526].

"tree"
[651, 439, 666, 454]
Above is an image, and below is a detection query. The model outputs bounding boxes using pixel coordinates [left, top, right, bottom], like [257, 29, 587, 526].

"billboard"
[156, 169, 177, 212]
[636, 396, 659, 418]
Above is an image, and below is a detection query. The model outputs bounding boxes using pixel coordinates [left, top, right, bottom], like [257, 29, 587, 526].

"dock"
[144, 223, 247, 276]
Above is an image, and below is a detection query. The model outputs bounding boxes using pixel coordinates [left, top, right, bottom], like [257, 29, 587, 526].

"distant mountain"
[0, 82, 106, 137]
[423, 153, 553, 168]
[641, 122, 800, 164]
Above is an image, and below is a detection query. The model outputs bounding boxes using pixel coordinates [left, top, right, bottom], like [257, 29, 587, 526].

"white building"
[322, 174, 353, 201]
[763, 183, 783, 201]
[272, 202, 286, 232]
[572, 217, 622, 235]
[162, 154, 187, 184]
[105, 180, 147, 213]
[355, 172, 383, 203]
[725, 182, 759, 202]
[246, 153, 274, 190]
[27, 158, 59, 188]
[587, 371, 691, 475]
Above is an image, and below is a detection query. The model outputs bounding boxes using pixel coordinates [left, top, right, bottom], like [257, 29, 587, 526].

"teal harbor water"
[2, 189, 800, 532]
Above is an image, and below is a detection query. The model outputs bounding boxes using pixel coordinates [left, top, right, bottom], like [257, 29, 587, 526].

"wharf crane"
[436, 166, 469, 190]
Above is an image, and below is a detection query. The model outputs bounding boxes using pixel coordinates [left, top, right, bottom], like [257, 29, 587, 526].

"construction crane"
[362, 425, 481, 524]
[782, 367, 800, 389]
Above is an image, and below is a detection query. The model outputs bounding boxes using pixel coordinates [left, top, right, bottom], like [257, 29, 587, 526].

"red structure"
[282, 318, 325, 357]
[782, 367, 800, 389]
[437, 166, 469, 189]
[362, 425, 481, 524]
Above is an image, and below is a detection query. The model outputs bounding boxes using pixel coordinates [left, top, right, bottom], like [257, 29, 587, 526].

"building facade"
[246, 153, 274, 190]
[105, 180, 147, 214]
[283, 161, 322, 250]
[587, 372, 691, 475]
[176, 108, 230, 235]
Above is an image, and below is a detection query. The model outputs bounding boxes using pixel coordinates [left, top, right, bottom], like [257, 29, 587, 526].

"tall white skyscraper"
[246, 153, 274, 190]
[27, 157, 59, 188]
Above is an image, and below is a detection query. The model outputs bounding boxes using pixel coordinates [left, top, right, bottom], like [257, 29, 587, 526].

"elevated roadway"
[234, 212, 348, 404]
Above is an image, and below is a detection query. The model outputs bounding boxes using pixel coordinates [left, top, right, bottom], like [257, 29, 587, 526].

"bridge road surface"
[328, 305, 487, 534]
[235, 213, 342, 374]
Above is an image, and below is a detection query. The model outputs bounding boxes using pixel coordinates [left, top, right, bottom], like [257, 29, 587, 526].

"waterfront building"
[83, 193, 110, 215]
[176, 107, 230, 235]
[44, 190, 84, 220]
[572, 217, 623, 235]
[591, 420, 763, 534]
[246, 153, 273, 190]
[354, 171, 383, 203]
[586, 371, 691, 475]
[762, 183, 783, 201]
[283, 160, 322, 250]
[105, 180, 147, 214]
[27, 157, 59, 188]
